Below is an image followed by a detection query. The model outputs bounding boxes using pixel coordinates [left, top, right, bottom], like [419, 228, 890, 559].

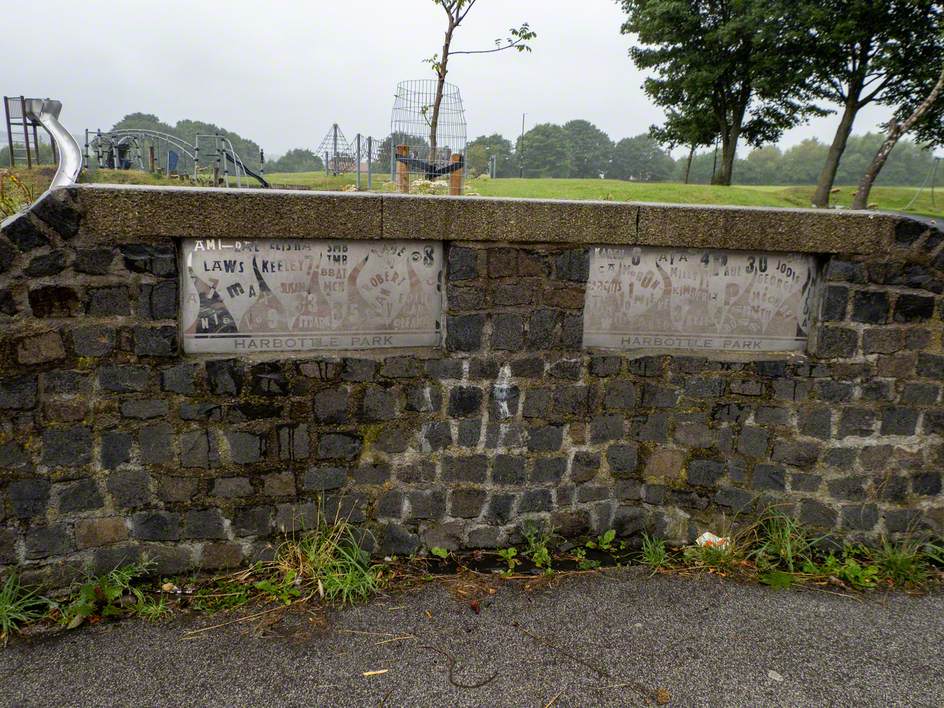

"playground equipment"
[3, 95, 62, 168]
[314, 124, 383, 189]
[87, 129, 270, 188]
[389, 79, 466, 195]
[2, 98, 81, 189]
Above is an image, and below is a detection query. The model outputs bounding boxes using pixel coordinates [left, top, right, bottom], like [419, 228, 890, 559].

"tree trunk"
[683, 145, 695, 184]
[429, 17, 456, 161]
[853, 63, 944, 209]
[712, 128, 739, 186]
[812, 92, 860, 208]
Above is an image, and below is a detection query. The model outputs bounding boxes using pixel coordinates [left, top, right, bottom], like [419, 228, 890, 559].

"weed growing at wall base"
[0, 574, 48, 645]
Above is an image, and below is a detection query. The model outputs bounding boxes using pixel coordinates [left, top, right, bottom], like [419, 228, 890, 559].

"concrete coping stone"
[18, 184, 918, 254]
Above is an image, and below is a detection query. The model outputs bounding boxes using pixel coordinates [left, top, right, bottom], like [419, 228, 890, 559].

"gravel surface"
[2, 567, 942, 706]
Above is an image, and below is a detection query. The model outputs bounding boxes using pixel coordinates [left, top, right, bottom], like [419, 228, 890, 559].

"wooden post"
[148, 146, 156, 172]
[449, 153, 463, 196]
[396, 144, 410, 194]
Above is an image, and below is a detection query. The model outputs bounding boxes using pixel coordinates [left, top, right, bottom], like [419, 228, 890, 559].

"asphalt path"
[2, 567, 942, 707]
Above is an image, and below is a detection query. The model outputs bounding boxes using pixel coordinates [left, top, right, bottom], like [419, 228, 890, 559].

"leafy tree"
[562, 120, 613, 177]
[796, 1, 944, 207]
[736, 145, 783, 185]
[264, 148, 324, 173]
[466, 133, 514, 177]
[516, 123, 571, 177]
[609, 134, 675, 181]
[650, 105, 718, 183]
[426, 1, 535, 160]
[619, 0, 820, 185]
[853, 60, 944, 208]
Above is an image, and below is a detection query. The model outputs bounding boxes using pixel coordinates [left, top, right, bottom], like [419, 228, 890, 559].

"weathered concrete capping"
[55, 184, 901, 255]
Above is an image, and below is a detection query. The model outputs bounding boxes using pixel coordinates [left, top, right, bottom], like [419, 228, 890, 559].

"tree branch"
[451, 38, 530, 55]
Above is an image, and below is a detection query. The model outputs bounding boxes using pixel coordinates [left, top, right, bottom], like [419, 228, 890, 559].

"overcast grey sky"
[3, 0, 894, 157]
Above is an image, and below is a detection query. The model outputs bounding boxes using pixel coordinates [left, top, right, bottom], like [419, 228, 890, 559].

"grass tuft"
[0, 574, 48, 645]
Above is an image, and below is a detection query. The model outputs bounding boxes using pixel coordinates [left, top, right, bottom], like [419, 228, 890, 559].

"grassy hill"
[3, 166, 941, 220]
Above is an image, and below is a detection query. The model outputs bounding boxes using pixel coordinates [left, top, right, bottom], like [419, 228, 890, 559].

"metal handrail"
[24, 99, 82, 189]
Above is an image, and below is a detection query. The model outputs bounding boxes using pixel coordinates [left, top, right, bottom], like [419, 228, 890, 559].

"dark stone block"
[233, 506, 274, 536]
[179, 430, 220, 468]
[826, 259, 866, 283]
[603, 380, 636, 411]
[183, 509, 226, 539]
[42, 426, 93, 467]
[714, 487, 753, 512]
[3, 214, 48, 251]
[457, 419, 481, 447]
[24, 524, 72, 559]
[554, 249, 589, 282]
[227, 431, 266, 464]
[362, 386, 398, 421]
[278, 424, 308, 461]
[31, 189, 80, 238]
[137, 423, 173, 465]
[380, 356, 422, 379]
[8, 479, 49, 518]
[99, 365, 150, 393]
[446, 314, 484, 351]
[98, 430, 131, 470]
[755, 406, 790, 426]
[121, 399, 169, 419]
[590, 414, 623, 443]
[206, 359, 244, 395]
[571, 451, 600, 483]
[815, 380, 854, 402]
[138, 281, 178, 320]
[522, 388, 551, 418]
[860, 380, 893, 401]
[820, 285, 848, 321]
[643, 484, 666, 504]
[313, 387, 350, 423]
[352, 463, 391, 485]
[902, 383, 939, 406]
[0, 441, 32, 473]
[771, 440, 820, 468]
[518, 489, 552, 513]
[447, 246, 478, 281]
[737, 426, 769, 458]
[527, 308, 558, 350]
[303, 465, 347, 491]
[488, 248, 518, 277]
[752, 464, 786, 491]
[425, 359, 462, 380]
[838, 408, 875, 438]
[0, 375, 37, 410]
[377, 490, 404, 518]
[493, 455, 526, 485]
[132, 511, 181, 541]
[86, 286, 130, 316]
[340, 358, 377, 382]
[815, 326, 858, 358]
[880, 407, 919, 436]
[916, 353, 944, 379]
[56, 478, 103, 513]
[790, 472, 821, 491]
[74, 247, 114, 274]
[799, 499, 836, 528]
[798, 407, 832, 440]
[407, 489, 446, 520]
[422, 421, 452, 451]
[0, 237, 16, 273]
[71, 325, 115, 357]
[450, 489, 487, 518]
[884, 509, 922, 534]
[448, 386, 483, 417]
[606, 443, 638, 477]
[25, 250, 66, 277]
[443, 455, 487, 483]
[894, 218, 926, 246]
[161, 363, 197, 395]
[827, 476, 866, 501]
[528, 425, 563, 452]
[894, 294, 934, 322]
[491, 312, 526, 350]
[0, 288, 16, 316]
[687, 459, 724, 487]
[120, 244, 176, 277]
[381, 523, 419, 556]
[841, 504, 878, 531]
[107, 469, 151, 508]
[250, 362, 288, 395]
[30, 286, 80, 317]
[532, 456, 566, 483]
[317, 433, 362, 460]
[912, 472, 941, 496]
[633, 413, 669, 442]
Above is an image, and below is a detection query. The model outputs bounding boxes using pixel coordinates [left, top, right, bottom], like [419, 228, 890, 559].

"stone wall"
[0, 185, 941, 586]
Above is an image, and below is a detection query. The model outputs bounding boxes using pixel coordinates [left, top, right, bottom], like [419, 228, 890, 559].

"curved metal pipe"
[24, 99, 82, 189]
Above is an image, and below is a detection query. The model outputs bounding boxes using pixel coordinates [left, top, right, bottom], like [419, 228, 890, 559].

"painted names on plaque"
[583, 246, 820, 353]
[181, 238, 442, 353]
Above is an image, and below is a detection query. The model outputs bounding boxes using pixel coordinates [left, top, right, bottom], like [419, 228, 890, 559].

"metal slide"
[222, 149, 270, 188]
[23, 99, 82, 189]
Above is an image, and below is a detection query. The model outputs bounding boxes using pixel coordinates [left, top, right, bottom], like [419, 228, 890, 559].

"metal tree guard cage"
[389, 79, 467, 192]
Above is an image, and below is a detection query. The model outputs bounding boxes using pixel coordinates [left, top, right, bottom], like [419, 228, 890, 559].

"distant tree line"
[617, 0, 944, 208]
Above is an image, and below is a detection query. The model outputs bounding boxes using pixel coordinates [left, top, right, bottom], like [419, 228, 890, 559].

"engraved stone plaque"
[584, 246, 819, 353]
[181, 238, 442, 353]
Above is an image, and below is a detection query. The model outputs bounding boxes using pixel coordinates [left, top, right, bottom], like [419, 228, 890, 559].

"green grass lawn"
[5, 165, 941, 219]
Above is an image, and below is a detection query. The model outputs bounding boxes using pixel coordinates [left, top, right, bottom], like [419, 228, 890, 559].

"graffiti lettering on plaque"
[181, 239, 443, 353]
[583, 246, 820, 352]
